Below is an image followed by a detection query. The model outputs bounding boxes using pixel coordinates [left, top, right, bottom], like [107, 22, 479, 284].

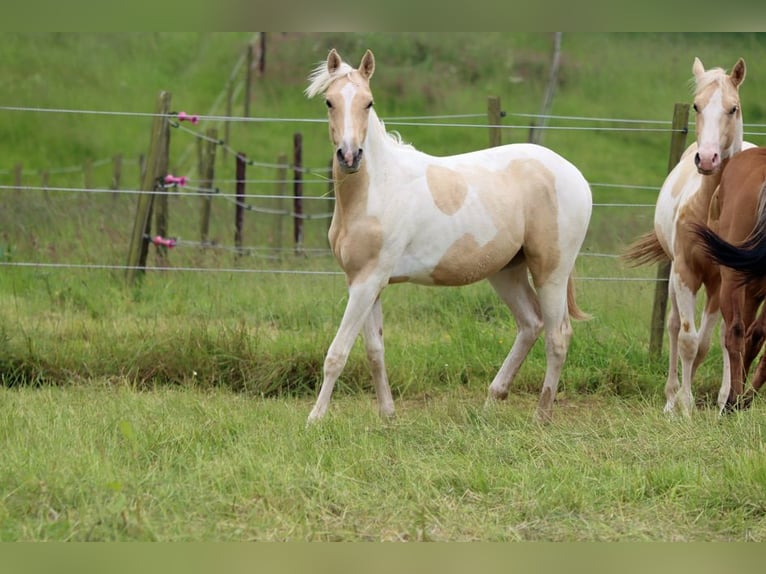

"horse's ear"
[359, 50, 375, 81]
[327, 49, 342, 74]
[730, 58, 746, 87]
[692, 57, 705, 78]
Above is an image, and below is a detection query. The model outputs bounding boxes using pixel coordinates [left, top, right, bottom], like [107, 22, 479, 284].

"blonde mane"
[306, 54, 414, 151]
[690, 66, 728, 94]
[305, 59, 355, 98]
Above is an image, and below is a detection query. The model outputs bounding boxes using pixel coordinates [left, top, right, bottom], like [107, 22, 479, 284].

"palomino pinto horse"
[305, 49, 592, 423]
[695, 147, 766, 409]
[624, 57, 752, 415]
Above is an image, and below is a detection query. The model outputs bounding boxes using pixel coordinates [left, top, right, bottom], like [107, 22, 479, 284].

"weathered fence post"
[293, 133, 304, 255]
[274, 153, 287, 255]
[487, 96, 503, 148]
[649, 102, 690, 357]
[224, 81, 233, 160]
[126, 91, 172, 287]
[244, 43, 254, 119]
[235, 152, 246, 257]
[153, 114, 172, 266]
[199, 128, 217, 244]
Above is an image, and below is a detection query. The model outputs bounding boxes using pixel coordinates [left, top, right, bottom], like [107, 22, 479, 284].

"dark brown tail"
[694, 224, 766, 283]
[693, 183, 766, 284]
[621, 230, 669, 268]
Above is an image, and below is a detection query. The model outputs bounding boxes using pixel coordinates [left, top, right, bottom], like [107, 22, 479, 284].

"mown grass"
[1, 384, 765, 541]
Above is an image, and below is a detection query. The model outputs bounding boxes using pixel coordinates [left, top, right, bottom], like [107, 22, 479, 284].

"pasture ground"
[2, 383, 765, 541]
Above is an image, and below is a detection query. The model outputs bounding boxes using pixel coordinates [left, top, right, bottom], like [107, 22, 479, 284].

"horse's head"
[691, 57, 746, 175]
[306, 49, 376, 174]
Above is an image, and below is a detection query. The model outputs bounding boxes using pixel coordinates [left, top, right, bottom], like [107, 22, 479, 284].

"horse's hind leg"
[534, 278, 573, 423]
[485, 264, 543, 404]
[362, 295, 395, 419]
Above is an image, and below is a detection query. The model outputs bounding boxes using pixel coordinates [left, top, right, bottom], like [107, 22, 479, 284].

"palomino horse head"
[306, 49, 376, 174]
[691, 57, 746, 175]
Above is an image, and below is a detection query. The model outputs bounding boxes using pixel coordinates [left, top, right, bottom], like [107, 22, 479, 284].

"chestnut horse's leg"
[720, 275, 749, 408]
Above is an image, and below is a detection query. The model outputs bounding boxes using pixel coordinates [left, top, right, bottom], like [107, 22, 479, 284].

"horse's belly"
[391, 233, 517, 286]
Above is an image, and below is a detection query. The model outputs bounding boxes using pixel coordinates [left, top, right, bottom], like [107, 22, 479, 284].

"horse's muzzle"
[695, 151, 719, 176]
[337, 147, 363, 173]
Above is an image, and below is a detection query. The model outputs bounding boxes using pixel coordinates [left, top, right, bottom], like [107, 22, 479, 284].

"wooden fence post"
[235, 152, 246, 257]
[275, 153, 287, 255]
[244, 43, 254, 118]
[126, 91, 172, 286]
[224, 82, 233, 160]
[153, 113, 172, 266]
[199, 128, 217, 244]
[649, 102, 690, 357]
[293, 133, 304, 255]
[487, 96, 503, 148]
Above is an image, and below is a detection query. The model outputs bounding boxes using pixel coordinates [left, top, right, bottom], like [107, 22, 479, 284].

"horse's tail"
[567, 274, 590, 321]
[693, 182, 766, 283]
[621, 229, 669, 268]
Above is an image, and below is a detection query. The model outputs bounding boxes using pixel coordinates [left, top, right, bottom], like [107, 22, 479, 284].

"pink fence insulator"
[177, 111, 199, 124]
[164, 174, 188, 187]
[151, 235, 177, 248]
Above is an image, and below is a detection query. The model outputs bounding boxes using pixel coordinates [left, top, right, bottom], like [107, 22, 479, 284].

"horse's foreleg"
[672, 275, 700, 417]
[485, 266, 543, 404]
[308, 281, 382, 423]
[362, 295, 395, 419]
[664, 278, 681, 413]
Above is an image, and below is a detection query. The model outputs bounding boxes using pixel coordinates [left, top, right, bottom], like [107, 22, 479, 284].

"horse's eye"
[693, 103, 700, 113]
[729, 105, 738, 115]
[325, 100, 333, 109]
[366, 101, 374, 110]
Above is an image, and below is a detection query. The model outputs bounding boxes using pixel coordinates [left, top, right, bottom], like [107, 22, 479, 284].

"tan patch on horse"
[429, 159, 560, 286]
[426, 165, 468, 215]
[430, 233, 502, 285]
[328, 166, 384, 285]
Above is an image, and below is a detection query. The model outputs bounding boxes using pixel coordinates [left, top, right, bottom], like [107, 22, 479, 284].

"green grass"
[2, 33, 766, 541]
[2, 384, 765, 541]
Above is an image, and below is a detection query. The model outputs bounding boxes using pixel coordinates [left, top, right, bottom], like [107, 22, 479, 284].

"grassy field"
[2, 384, 765, 541]
[2, 33, 766, 541]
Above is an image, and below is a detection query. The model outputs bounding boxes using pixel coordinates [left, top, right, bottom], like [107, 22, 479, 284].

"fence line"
[4, 98, 761, 286]
[0, 260, 660, 283]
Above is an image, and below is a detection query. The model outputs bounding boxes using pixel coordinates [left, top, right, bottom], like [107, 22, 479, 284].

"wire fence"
[2, 101, 763, 283]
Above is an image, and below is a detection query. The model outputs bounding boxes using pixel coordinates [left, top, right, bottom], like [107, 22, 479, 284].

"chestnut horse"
[305, 49, 592, 423]
[694, 147, 766, 409]
[623, 57, 753, 415]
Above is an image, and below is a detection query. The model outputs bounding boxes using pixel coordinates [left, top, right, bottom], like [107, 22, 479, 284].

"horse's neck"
[332, 162, 370, 216]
